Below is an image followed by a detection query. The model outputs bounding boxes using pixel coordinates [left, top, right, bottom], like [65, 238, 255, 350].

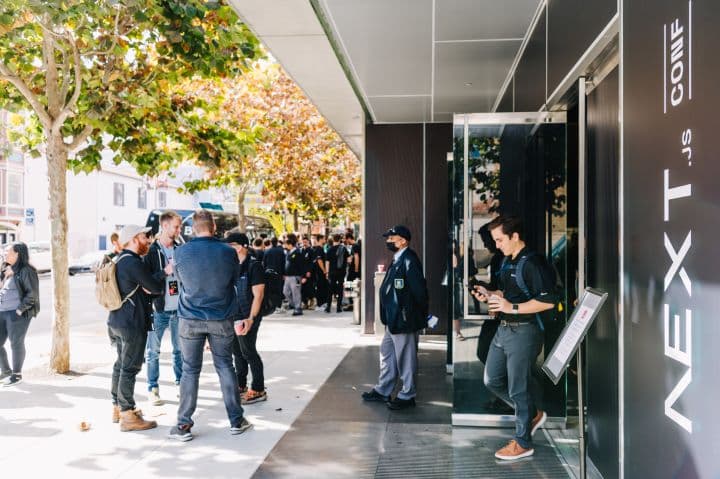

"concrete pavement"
[0, 308, 374, 478]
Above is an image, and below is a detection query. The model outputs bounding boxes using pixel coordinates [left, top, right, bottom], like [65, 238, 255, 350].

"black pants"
[0, 310, 31, 374]
[109, 326, 147, 411]
[327, 273, 345, 311]
[315, 274, 330, 306]
[232, 319, 264, 391]
[301, 276, 315, 304]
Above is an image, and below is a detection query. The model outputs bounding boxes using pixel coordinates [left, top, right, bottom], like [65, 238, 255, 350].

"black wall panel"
[364, 123, 451, 334]
[586, 67, 619, 479]
[514, 10, 546, 111]
[425, 124, 452, 330]
[547, 0, 616, 95]
[624, 1, 720, 477]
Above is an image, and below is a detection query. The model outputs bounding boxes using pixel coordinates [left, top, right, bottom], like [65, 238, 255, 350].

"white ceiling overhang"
[229, 0, 543, 134]
[228, 0, 365, 156]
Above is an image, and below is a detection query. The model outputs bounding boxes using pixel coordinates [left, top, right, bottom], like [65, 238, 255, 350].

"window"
[158, 190, 167, 208]
[137, 187, 147, 209]
[8, 173, 22, 205]
[113, 183, 124, 206]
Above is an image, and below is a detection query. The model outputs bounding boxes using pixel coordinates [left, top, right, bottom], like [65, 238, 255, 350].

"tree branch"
[54, 30, 83, 129]
[0, 62, 52, 131]
[41, 16, 62, 118]
[66, 124, 94, 152]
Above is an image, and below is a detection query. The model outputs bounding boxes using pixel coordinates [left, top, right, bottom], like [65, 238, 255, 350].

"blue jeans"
[177, 318, 244, 428]
[145, 311, 182, 390]
[483, 321, 544, 449]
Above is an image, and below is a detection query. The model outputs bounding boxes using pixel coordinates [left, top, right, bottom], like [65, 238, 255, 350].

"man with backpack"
[224, 232, 268, 405]
[106, 224, 163, 432]
[472, 215, 557, 461]
[143, 210, 183, 406]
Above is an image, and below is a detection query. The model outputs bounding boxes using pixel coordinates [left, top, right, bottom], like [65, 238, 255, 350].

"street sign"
[25, 208, 35, 226]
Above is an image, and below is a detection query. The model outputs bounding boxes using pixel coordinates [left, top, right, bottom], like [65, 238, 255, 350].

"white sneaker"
[149, 387, 164, 406]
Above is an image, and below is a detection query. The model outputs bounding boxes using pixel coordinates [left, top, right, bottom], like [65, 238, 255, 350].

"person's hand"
[234, 319, 254, 336]
[164, 261, 174, 275]
[3, 267, 13, 278]
[300, 277, 307, 284]
[472, 285, 489, 302]
[15, 309, 22, 317]
[488, 295, 511, 314]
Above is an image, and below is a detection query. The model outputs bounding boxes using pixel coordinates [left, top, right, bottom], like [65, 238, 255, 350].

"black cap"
[382, 225, 411, 241]
[223, 232, 250, 247]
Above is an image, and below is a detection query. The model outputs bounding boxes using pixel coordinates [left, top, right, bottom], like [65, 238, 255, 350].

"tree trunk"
[47, 132, 71, 373]
[293, 210, 299, 232]
[237, 189, 246, 233]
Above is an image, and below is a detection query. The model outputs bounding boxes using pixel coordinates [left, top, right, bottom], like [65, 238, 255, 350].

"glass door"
[450, 112, 570, 427]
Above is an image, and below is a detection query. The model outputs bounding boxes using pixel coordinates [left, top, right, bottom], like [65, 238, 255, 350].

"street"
[21, 272, 124, 376]
[33, 272, 105, 336]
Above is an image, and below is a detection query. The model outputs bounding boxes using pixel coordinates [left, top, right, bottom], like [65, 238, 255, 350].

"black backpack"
[261, 267, 283, 316]
[501, 251, 565, 329]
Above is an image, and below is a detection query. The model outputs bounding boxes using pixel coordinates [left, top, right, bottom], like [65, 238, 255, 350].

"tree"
[0, 0, 262, 372]
[179, 63, 361, 230]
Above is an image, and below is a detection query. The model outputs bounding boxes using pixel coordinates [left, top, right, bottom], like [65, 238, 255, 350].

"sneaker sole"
[531, 411, 547, 436]
[151, 399, 165, 406]
[2, 378, 21, 387]
[242, 396, 267, 405]
[495, 448, 535, 461]
[168, 433, 193, 442]
[230, 423, 253, 435]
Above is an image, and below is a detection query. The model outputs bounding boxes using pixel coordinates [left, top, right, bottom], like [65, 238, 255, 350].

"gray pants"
[374, 329, 419, 400]
[283, 276, 302, 312]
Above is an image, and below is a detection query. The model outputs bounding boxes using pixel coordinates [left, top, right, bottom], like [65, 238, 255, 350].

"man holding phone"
[144, 210, 184, 406]
[471, 215, 557, 461]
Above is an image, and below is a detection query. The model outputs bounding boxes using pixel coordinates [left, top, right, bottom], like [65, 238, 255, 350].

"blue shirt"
[174, 236, 239, 321]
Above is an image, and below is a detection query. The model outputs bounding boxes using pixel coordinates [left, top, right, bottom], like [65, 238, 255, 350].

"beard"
[137, 242, 150, 256]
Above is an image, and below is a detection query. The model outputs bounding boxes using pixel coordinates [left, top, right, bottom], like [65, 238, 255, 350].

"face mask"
[386, 242, 399, 252]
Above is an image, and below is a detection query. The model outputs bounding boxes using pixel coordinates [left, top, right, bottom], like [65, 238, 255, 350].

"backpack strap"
[115, 254, 140, 304]
[513, 252, 545, 331]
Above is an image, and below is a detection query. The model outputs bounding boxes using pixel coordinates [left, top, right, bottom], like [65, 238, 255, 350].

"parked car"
[69, 250, 109, 276]
[27, 241, 52, 273]
[145, 209, 274, 242]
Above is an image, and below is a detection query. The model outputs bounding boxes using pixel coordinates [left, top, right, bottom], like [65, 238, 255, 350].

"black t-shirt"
[351, 243, 361, 273]
[498, 247, 557, 317]
[327, 245, 347, 274]
[237, 257, 266, 320]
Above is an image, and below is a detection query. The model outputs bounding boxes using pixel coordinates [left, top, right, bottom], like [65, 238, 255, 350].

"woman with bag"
[0, 242, 40, 387]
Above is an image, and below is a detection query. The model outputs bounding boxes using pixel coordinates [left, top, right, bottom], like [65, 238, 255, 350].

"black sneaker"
[168, 424, 193, 442]
[2, 374, 22, 387]
[292, 310, 303, 316]
[361, 389, 389, 402]
[230, 417, 253, 435]
[387, 397, 416, 410]
[0, 371, 11, 381]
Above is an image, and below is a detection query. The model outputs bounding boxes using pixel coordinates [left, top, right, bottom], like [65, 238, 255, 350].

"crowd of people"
[102, 209, 363, 441]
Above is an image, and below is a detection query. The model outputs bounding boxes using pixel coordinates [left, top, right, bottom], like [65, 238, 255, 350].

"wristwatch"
[512, 304, 519, 315]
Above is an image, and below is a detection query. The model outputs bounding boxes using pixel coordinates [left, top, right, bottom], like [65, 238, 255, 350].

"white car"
[69, 250, 109, 275]
[27, 241, 52, 273]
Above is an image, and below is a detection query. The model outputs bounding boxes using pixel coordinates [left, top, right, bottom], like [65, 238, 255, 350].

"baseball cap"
[119, 225, 151, 246]
[382, 225, 411, 241]
[223, 232, 250, 248]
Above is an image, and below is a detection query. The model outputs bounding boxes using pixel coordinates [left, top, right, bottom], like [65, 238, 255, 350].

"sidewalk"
[0, 309, 370, 478]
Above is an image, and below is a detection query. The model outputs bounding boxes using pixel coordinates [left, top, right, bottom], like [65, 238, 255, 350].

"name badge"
[394, 278, 404, 289]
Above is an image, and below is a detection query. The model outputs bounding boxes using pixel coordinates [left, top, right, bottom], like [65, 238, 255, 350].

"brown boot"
[119, 408, 157, 432]
[112, 405, 120, 424]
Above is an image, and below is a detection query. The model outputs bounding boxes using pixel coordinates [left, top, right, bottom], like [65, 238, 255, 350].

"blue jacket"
[174, 236, 239, 321]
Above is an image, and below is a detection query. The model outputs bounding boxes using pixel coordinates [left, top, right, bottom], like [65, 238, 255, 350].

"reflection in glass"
[451, 113, 569, 424]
